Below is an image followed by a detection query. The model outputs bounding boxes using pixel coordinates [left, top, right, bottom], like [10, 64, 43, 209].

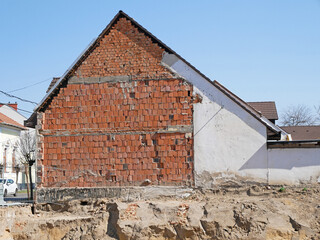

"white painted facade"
[0, 108, 36, 187]
[162, 52, 320, 186]
[268, 148, 320, 185]
[192, 87, 269, 186]
[0, 126, 36, 186]
[0, 105, 26, 126]
[0, 126, 21, 180]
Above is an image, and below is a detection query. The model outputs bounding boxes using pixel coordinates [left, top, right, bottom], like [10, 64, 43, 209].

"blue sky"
[0, 0, 319, 121]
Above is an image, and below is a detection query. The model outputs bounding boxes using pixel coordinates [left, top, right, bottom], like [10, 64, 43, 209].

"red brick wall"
[37, 17, 194, 188]
[74, 17, 173, 80]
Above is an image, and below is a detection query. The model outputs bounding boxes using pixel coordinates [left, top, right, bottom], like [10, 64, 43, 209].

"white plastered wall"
[268, 148, 320, 185]
[193, 87, 269, 187]
[162, 53, 269, 187]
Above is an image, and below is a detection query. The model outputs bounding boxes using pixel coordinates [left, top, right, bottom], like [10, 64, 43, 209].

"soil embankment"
[1, 184, 319, 239]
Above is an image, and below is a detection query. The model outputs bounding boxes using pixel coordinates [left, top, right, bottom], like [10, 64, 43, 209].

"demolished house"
[25, 11, 320, 202]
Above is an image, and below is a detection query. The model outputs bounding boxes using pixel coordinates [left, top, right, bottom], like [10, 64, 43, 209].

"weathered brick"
[37, 17, 194, 189]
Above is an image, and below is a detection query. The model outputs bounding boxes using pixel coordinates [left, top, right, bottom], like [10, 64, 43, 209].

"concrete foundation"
[36, 186, 193, 203]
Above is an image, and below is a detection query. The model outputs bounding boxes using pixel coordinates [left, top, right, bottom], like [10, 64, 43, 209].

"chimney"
[9, 103, 18, 111]
[0, 102, 18, 111]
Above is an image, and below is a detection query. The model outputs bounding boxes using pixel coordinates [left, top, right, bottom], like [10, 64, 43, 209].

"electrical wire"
[0, 90, 38, 105]
[7, 78, 52, 93]
[16, 107, 33, 114]
[0, 104, 33, 114]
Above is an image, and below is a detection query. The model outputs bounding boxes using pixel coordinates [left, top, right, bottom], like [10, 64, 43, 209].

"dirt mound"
[1, 185, 319, 239]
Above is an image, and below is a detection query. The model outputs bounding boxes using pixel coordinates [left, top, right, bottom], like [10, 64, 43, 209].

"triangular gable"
[35, 10, 177, 112]
[31, 11, 281, 136]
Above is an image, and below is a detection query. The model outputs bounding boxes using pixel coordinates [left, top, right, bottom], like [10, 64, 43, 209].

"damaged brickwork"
[36, 17, 194, 193]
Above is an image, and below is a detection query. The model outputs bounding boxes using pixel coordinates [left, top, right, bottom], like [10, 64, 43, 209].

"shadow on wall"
[240, 147, 320, 170]
[239, 144, 268, 170]
[268, 148, 320, 170]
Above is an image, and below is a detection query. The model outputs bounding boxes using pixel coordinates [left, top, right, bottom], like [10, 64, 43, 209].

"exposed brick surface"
[74, 17, 174, 80]
[37, 17, 194, 188]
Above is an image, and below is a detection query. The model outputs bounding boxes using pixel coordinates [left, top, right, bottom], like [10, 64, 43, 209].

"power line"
[17, 107, 33, 114]
[7, 78, 52, 93]
[0, 90, 37, 105]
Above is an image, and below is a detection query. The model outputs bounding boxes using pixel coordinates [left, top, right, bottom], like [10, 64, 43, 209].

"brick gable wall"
[74, 17, 174, 80]
[36, 17, 194, 188]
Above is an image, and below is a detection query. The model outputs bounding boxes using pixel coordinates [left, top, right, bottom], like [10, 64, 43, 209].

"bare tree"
[16, 130, 36, 199]
[315, 104, 320, 124]
[280, 104, 316, 126]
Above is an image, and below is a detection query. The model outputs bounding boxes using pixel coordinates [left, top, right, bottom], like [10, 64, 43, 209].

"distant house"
[0, 104, 36, 189]
[247, 101, 278, 124]
[280, 126, 320, 141]
[0, 103, 26, 126]
[0, 110, 25, 180]
[25, 11, 319, 202]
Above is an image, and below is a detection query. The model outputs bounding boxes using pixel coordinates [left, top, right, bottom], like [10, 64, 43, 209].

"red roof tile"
[46, 77, 60, 93]
[247, 102, 278, 121]
[280, 126, 320, 140]
[0, 112, 25, 129]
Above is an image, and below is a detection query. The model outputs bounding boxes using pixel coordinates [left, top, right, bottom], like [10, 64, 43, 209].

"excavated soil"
[0, 184, 319, 240]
